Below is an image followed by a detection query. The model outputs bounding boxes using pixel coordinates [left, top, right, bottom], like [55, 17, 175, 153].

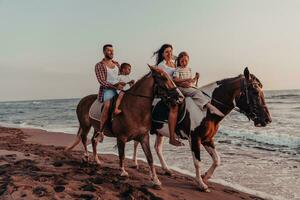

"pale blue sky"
[1, 0, 300, 101]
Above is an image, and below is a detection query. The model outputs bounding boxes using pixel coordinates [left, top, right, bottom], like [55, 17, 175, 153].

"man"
[95, 44, 125, 139]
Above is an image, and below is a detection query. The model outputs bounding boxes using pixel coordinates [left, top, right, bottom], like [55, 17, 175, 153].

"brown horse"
[66, 65, 184, 187]
[132, 67, 272, 192]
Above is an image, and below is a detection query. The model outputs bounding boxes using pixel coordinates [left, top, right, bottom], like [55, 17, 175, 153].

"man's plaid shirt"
[95, 59, 120, 102]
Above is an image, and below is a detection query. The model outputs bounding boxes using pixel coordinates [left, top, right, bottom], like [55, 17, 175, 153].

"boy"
[114, 63, 135, 115]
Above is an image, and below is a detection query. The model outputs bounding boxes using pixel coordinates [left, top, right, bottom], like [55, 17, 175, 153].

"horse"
[132, 67, 272, 192]
[66, 65, 185, 188]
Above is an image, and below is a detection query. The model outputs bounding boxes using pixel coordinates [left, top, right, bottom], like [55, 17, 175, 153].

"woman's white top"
[158, 60, 176, 76]
[106, 65, 119, 85]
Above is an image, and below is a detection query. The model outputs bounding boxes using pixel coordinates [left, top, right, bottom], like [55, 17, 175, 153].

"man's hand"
[114, 82, 126, 90]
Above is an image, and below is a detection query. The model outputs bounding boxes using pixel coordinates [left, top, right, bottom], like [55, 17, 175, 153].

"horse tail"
[65, 94, 97, 151]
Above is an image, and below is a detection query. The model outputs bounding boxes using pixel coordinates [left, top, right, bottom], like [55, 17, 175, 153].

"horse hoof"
[120, 171, 129, 177]
[95, 157, 103, 166]
[132, 164, 139, 169]
[152, 183, 162, 190]
[164, 170, 172, 176]
[82, 156, 89, 163]
[199, 187, 211, 193]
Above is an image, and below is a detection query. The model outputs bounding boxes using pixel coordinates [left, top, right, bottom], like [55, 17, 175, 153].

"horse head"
[148, 65, 185, 106]
[236, 67, 272, 127]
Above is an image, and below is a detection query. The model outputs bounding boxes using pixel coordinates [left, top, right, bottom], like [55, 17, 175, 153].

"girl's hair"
[176, 51, 189, 67]
[153, 44, 173, 65]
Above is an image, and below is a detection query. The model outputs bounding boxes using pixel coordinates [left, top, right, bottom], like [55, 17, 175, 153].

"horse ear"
[147, 64, 157, 73]
[244, 67, 251, 81]
[147, 64, 154, 70]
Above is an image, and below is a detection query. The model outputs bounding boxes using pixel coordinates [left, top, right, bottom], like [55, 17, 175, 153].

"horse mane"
[126, 71, 152, 92]
[250, 74, 263, 88]
[216, 74, 244, 86]
[216, 73, 262, 87]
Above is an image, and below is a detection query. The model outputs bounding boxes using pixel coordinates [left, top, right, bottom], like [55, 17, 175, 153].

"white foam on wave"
[0, 122, 77, 135]
[219, 127, 300, 149]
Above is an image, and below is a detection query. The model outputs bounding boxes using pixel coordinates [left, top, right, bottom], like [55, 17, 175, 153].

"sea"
[0, 89, 299, 200]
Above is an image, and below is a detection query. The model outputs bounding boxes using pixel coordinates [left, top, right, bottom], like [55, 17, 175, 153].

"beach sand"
[0, 126, 264, 200]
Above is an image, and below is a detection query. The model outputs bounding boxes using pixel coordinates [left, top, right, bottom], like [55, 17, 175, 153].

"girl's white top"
[158, 60, 176, 76]
[106, 65, 119, 85]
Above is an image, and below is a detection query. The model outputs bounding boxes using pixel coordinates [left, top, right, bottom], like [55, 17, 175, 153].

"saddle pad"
[89, 100, 103, 121]
[89, 96, 118, 122]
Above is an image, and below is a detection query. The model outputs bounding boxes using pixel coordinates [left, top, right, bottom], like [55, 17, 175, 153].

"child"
[173, 51, 224, 117]
[114, 63, 135, 115]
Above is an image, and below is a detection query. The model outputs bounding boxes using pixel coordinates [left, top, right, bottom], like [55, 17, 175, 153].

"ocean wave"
[267, 94, 300, 100]
[219, 128, 300, 151]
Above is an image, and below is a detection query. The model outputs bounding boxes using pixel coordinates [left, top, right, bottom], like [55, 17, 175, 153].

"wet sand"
[0, 126, 264, 200]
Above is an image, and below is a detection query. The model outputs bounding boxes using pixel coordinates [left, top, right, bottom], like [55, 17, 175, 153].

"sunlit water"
[0, 90, 299, 200]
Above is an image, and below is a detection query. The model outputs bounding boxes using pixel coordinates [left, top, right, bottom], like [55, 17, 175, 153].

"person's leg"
[168, 105, 184, 146]
[99, 89, 116, 133]
[114, 91, 124, 115]
[99, 100, 111, 133]
[180, 87, 224, 117]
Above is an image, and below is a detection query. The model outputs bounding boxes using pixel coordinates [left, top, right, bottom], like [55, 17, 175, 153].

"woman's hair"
[176, 51, 189, 67]
[153, 44, 173, 65]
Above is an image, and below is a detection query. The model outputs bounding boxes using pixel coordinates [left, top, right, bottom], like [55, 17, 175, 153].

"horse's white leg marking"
[188, 138, 209, 192]
[203, 145, 220, 182]
[132, 141, 139, 168]
[154, 135, 171, 174]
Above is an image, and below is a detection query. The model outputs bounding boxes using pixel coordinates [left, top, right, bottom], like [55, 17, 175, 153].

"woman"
[173, 51, 224, 117]
[153, 44, 183, 146]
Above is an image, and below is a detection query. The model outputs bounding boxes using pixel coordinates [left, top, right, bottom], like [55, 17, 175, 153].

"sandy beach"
[0, 126, 266, 200]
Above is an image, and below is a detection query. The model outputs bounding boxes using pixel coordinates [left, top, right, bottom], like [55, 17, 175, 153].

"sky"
[1, 0, 300, 101]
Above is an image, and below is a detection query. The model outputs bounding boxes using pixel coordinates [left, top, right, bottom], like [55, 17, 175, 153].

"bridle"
[203, 77, 256, 120]
[125, 73, 180, 104]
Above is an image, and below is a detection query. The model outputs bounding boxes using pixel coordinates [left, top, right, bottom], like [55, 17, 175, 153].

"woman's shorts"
[103, 89, 117, 102]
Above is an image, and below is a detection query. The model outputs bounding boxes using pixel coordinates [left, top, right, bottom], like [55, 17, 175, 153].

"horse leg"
[140, 134, 162, 188]
[91, 130, 103, 165]
[66, 126, 91, 162]
[81, 127, 91, 162]
[154, 134, 172, 175]
[117, 138, 128, 177]
[132, 141, 139, 169]
[189, 136, 210, 192]
[65, 127, 82, 151]
[202, 144, 220, 184]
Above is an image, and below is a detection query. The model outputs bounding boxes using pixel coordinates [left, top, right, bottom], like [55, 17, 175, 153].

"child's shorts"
[103, 89, 117, 102]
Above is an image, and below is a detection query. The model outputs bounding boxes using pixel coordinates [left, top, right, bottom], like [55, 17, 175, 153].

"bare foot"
[169, 139, 184, 146]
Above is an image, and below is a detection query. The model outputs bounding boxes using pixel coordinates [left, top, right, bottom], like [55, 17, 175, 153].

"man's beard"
[105, 54, 113, 60]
